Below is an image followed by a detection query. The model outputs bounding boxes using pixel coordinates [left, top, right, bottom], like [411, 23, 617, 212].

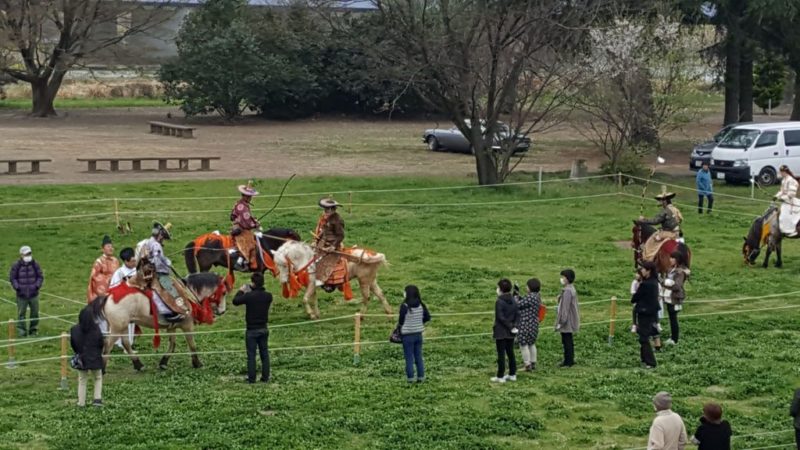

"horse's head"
[135, 257, 156, 283]
[743, 214, 766, 266]
[185, 272, 231, 318]
[273, 240, 316, 284]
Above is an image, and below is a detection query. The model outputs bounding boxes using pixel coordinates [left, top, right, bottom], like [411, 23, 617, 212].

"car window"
[714, 125, 733, 142]
[785, 130, 800, 146]
[719, 129, 760, 149]
[755, 131, 778, 148]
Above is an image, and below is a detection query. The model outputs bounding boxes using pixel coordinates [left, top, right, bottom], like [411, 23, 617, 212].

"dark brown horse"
[632, 222, 692, 275]
[742, 205, 800, 268]
[184, 227, 300, 275]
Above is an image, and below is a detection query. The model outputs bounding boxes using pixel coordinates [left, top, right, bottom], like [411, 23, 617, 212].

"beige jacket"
[648, 410, 687, 450]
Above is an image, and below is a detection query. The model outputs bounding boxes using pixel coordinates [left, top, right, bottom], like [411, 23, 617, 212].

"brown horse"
[743, 205, 800, 268]
[100, 266, 230, 371]
[632, 222, 692, 275]
[184, 227, 300, 276]
[272, 240, 391, 320]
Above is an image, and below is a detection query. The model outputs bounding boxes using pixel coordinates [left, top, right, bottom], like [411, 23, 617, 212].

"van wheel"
[758, 167, 777, 186]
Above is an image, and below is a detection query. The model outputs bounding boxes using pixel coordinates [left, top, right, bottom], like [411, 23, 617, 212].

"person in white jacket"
[776, 165, 800, 237]
[648, 391, 688, 450]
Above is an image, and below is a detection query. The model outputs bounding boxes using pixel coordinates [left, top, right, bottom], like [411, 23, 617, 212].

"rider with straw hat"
[231, 180, 262, 271]
[638, 186, 683, 261]
[313, 197, 345, 289]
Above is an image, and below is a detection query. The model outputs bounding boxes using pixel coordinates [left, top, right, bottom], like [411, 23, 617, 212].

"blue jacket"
[696, 170, 713, 195]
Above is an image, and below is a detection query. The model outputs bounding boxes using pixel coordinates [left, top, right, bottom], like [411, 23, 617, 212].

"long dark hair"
[404, 285, 422, 307]
[780, 165, 800, 181]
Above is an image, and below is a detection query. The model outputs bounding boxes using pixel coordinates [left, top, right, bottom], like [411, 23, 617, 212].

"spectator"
[491, 278, 519, 383]
[691, 403, 732, 450]
[9, 245, 43, 337]
[660, 251, 690, 346]
[648, 391, 688, 450]
[87, 235, 119, 303]
[555, 269, 580, 368]
[630, 272, 642, 333]
[398, 285, 431, 383]
[633, 261, 661, 369]
[790, 388, 800, 449]
[516, 278, 542, 371]
[70, 301, 106, 407]
[109, 247, 138, 349]
[232, 272, 272, 384]
[696, 162, 714, 214]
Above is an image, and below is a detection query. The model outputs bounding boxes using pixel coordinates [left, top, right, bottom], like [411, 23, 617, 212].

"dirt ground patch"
[0, 107, 792, 185]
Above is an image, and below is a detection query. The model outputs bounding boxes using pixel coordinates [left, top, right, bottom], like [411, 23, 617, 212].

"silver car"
[422, 120, 531, 154]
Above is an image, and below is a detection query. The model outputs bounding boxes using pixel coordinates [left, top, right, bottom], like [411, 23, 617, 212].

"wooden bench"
[77, 157, 221, 173]
[149, 121, 197, 138]
[0, 159, 52, 175]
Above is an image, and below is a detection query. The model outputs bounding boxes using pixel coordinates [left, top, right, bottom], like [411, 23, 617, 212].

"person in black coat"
[491, 278, 520, 383]
[232, 272, 273, 384]
[790, 388, 800, 449]
[691, 403, 732, 450]
[70, 299, 106, 407]
[631, 261, 660, 369]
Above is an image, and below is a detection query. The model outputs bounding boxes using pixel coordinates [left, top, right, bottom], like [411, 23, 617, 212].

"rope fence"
[622, 429, 795, 450]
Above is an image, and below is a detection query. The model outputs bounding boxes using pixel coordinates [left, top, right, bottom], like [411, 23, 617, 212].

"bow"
[639, 156, 665, 216]
[258, 174, 296, 222]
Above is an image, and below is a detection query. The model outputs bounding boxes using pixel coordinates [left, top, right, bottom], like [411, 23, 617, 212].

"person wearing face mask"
[87, 235, 120, 303]
[632, 261, 661, 369]
[9, 245, 44, 337]
[555, 269, 580, 368]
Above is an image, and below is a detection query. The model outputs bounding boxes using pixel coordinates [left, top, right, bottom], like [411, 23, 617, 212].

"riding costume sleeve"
[147, 237, 172, 274]
[231, 199, 259, 230]
[641, 208, 679, 231]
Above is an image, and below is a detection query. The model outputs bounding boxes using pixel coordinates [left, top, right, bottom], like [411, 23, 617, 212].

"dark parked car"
[689, 122, 751, 171]
[422, 120, 531, 154]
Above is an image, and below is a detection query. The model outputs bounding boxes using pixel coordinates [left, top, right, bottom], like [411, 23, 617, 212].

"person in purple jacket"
[9, 245, 44, 337]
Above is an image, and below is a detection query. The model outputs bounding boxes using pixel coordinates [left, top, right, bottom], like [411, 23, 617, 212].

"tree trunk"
[473, 144, 499, 185]
[30, 77, 61, 117]
[628, 69, 659, 150]
[723, 36, 741, 126]
[792, 71, 800, 121]
[739, 46, 754, 122]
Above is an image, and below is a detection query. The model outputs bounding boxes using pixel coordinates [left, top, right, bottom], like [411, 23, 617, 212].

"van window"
[785, 130, 800, 146]
[719, 129, 760, 149]
[755, 131, 778, 147]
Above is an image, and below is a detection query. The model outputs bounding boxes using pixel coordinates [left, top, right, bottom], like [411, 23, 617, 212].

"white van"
[709, 122, 800, 185]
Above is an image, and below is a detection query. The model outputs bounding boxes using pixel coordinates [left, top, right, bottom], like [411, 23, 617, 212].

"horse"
[632, 222, 692, 275]
[272, 240, 391, 320]
[743, 205, 800, 268]
[184, 227, 301, 275]
[99, 266, 231, 371]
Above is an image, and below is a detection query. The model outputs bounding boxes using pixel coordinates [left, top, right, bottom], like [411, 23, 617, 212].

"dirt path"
[0, 107, 791, 185]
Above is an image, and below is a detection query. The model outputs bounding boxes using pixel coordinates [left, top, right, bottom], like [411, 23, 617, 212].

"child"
[398, 285, 431, 383]
[555, 269, 580, 368]
[516, 278, 542, 371]
[691, 403, 732, 450]
[491, 279, 519, 382]
[661, 250, 690, 345]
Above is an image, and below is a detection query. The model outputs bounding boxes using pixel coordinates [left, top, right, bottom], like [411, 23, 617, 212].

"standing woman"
[517, 278, 542, 371]
[491, 279, 519, 382]
[632, 261, 661, 369]
[398, 285, 430, 383]
[776, 165, 800, 237]
[661, 250, 690, 345]
[70, 301, 106, 407]
[555, 269, 580, 368]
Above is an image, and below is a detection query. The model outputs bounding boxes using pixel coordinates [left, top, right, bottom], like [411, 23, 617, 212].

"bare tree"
[354, 0, 601, 185]
[0, 0, 168, 117]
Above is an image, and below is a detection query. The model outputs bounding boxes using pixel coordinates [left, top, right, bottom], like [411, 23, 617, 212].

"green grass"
[0, 97, 169, 110]
[0, 174, 797, 449]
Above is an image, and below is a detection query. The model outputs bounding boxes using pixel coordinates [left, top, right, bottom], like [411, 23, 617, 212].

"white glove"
[664, 279, 675, 287]
[511, 327, 518, 334]
[255, 231, 263, 238]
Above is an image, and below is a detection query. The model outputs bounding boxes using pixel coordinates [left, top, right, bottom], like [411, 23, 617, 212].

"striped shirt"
[400, 305, 426, 335]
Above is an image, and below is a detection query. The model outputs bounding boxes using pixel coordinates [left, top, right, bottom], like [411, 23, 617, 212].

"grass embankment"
[0, 98, 168, 110]
[0, 175, 796, 449]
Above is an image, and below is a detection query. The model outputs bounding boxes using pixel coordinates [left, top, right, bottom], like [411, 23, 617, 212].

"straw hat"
[654, 185, 676, 201]
[319, 198, 341, 209]
[152, 221, 172, 240]
[238, 180, 259, 197]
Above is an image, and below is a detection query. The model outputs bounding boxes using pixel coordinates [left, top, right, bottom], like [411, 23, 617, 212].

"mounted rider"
[638, 186, 684, 261]
[313, 198, 346, 292]
[231, 181, 263, 271]
[776, 165, 800, 237]
[139, 222, 189, 322]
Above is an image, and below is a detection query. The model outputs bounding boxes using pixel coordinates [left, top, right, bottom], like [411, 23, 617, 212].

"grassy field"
[1, 174, 798, 450]
[0, 97, 167, 110]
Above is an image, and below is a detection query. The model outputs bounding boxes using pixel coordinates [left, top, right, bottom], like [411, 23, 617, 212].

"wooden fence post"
[608, 296, 617, 346]
[60, 332, 69, 390]
[6, 319, 16, 369]
[538, 167, 543, 196]
[353, 313, 362, 365]
[348, 191, 353, 216]
[617, 172, 623, 192]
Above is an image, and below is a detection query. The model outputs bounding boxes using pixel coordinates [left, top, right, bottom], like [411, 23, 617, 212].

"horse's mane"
[185, 272, 221, 291]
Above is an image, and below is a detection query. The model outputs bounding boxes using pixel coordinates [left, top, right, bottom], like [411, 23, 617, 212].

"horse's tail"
[185, 239, 199, 274]
[355, 250, 387, 266]
[90, 295, 108, 320]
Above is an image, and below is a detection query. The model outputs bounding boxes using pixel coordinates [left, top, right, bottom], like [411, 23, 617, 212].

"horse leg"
[775, 240, 783, 268]
[302, 284, 317, 319]
[184, 326, 202, 369]
[763, 245, 773, 269]
[371, 280, 392, 316]
[158, 329, 177, 370]
[359, 279, 372, 316]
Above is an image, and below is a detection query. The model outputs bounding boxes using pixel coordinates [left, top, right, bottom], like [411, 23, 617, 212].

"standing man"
[231, 180, 262, 271]
[87, 235, 120, 303]
[233, 272, 272, 384]
[647, 391, 688, 450]
[9, 246, 43, 337]
[313, 198, 345, 289]
[696, 162, 714, 214]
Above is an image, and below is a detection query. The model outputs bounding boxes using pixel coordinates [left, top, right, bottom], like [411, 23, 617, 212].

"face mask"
[22, 256, 32, 263]
[560, 277, 566, 286]
[496, 287, 502, 296]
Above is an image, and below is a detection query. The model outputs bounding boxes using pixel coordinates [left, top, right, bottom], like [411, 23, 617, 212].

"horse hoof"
[133, 360, 144, 371]
[192, 361, 203, 369]
[159, 364, 168, 371]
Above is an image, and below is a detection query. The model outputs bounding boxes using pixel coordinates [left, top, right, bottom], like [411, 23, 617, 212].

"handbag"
[538, 303, 547, 322]
[389, 326, 402, 344]
[69, 354, 85, 371]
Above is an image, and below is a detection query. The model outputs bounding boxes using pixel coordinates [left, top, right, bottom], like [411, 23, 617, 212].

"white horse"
[273, 240, 391, 320]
